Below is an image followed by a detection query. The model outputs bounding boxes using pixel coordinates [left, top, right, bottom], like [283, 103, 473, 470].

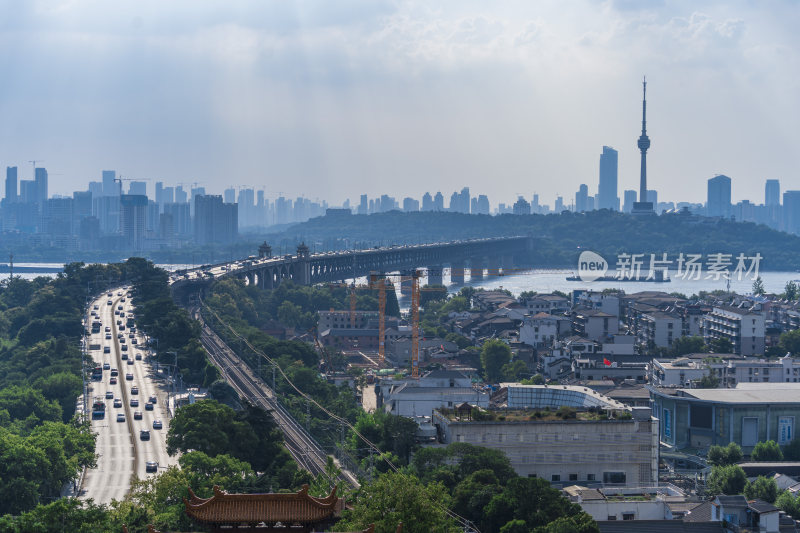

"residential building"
[120, 194, 148, 250]
[520, 293, 571, 315]
[519, 313, 559, 348]
[649, 358, 711, 387]
[703, 305, 765, 355]
[572, 308, 619, 341]
[4, 166, 17, 205]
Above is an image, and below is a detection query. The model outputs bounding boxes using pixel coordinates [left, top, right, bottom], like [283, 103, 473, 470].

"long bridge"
[171, 236, 532, 289]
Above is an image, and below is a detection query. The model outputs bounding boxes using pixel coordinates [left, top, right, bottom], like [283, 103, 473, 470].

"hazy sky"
[1, 1, 798, 207]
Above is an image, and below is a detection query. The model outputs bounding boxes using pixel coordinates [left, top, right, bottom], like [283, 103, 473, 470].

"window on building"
[551, 475, 560, 482]
[569, 474, 578, 481]
[622, 513, 635, 521]
[603, 472, 626, 484]
[607, 516, 617, 521]
[587, 474, 596, 481]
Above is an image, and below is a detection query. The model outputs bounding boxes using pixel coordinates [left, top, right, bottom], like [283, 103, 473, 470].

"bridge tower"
[258, 241, 272, 258]
[294, 242, 311, 285]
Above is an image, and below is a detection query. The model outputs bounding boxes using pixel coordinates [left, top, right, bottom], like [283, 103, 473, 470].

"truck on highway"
[91, 397, 106, 419]
[91, 365, 103, 381]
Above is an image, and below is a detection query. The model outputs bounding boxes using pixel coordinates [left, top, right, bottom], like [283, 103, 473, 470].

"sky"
[0, 0, 798, 208]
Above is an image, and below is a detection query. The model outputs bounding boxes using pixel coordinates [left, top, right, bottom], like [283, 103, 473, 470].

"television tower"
[632, 77, 654, 215]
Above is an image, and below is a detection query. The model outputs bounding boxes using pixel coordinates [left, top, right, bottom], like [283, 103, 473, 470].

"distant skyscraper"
[598, 146, 619, 211]
[555, 196, 565, 213]
[512, 196, 531, 215]
[783, 191, 800, 235]
[102, 170, 117, 196]
[224, 187, 236, 204]
[358, 194, 368, 215]
[647, 190, 658, 205]
[765, 179, 780, 207]
[421, 192, 433, 212]
[707, 175, 732, 218]
[34, 167, 48, 206]
[173, 185, 186, 203]
[575, 184, 589, 213]
[622, 190, 637, 213]
[4, 166, 17, 204]
[532, 194, 540, 214]
[128, 181, 147, 196]
[632, 78, 654, 215]
[120, 194, 148, 249]
[476, 194, 490, 215]
[194, 195, 238, 244]
[155, 181, 164, 205]
[403, 197, 419, 212]
[433, 192, 444, 211]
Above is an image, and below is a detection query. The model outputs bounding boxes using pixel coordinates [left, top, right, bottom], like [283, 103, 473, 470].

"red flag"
[603, 358, 611, 366]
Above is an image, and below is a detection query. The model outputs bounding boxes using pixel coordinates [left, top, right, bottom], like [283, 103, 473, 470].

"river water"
[8, 263, 798, 300]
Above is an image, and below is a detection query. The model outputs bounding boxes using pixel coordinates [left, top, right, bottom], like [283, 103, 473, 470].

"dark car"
[152, 420, 163, 430]
[140, 430, 150, 441]
[133, 411, 142, 420]
[130, 398, 139, 407]
[103, 362, 110, 370]
[131, 386, 139, 395]
[113, 398, 122, 408]
[126, 373, 134, 381]
[145, 402, 154, 411]
[145, 461, 158, 473]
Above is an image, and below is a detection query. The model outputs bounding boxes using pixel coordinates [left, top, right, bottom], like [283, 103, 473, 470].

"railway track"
[196, 313, 360, 488]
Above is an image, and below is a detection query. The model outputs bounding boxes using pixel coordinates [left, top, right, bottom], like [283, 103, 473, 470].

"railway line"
[196, 311, 360, 489]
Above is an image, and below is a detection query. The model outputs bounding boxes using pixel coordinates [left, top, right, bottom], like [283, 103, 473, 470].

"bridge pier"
[400, 271, 413, 295]
[470, 258, 485, 281]
[426, 265, 444, 286]
[450, 262, 465, 285]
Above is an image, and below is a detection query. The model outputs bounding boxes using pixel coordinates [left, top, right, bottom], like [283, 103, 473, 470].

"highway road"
[80, 287, 178, 504]
[195, 310, 360, 489]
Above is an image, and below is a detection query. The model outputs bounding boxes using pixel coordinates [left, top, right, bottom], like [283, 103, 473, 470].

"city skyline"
[0, 2, 798, 205]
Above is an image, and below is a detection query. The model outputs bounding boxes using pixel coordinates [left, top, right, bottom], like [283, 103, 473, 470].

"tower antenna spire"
[632, 76, 654, 215]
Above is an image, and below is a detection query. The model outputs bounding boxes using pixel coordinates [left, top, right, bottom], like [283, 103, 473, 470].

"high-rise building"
[223, 187, 236, 204]
[163, 202, 191, 236]
[555, 196, 565, 213]
[707, 175, 732, 218]
[155, 181, 164, 206]
[403, 197, 419, 212]
[575, 184, 589, 213]
[102, 170, 117, 196]
[632, 78, 654, 215]
[783, 191, 800, 235]
[532, 194, 540, 214]
[512, 196, 531, 215]
[4, 166, 17, 205]
[44, 198, 73, 236]
[647, 190, 658, 206]
[72, 191, 93, 228]
[358, 194, 368, 215]
[623, 190, 637, 213]
[194, 194, 238, 244]
[433, 192, 444, 211]
[475, 194, 490, 215]
[765, 179, 780, 207]
[19, 180, 37, 204]
[34, 167, 48, 207]
[162, 186, 174, 204]
[598, 146, 619, 211]
[120, 194, 148, 250]
[174, 185, 187, 204]
[421, 192, 433, 212]
[88, 181, 103, 198]
[128, 181, 147, 196]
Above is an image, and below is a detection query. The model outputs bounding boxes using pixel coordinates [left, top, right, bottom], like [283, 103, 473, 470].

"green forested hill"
[263, 210, 800, 270]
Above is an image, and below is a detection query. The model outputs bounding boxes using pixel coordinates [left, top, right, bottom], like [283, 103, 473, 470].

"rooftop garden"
[438, 405, 633, 422]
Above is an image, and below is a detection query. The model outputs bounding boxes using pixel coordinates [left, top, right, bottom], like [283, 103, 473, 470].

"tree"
[744, 476, 778, 503]
[708, 442, 742, 466]
[751, 440, 784, 462]
[166, 399, 257, 459]
[500, 360, 528, 382]
[783, 438, 800, 461]
[481, 340, 512, 383]
[707, 464, 747, 496]
[670, 336, 706, 356]
[786, 281, 799, 301]
[753, 276, 766, 296]
[0, 385, 62, 426]
[777, 491, 800, 519]
[521, 374, 545, 385]
[334, 472, 459, 533]
[696, 374, 720, 388]
[708, 337, 734, 354]
[780, 329, 800, 356]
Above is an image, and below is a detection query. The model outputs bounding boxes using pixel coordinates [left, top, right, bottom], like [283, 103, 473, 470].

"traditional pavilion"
[183, 484, 344, 532]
